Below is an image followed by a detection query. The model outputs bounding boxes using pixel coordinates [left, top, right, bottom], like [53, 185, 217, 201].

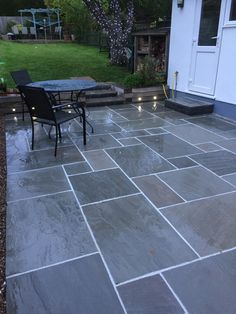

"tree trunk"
[108, 34, 128, 65]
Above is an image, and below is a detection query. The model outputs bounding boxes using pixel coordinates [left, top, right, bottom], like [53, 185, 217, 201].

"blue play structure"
[18, 8, 62, 40]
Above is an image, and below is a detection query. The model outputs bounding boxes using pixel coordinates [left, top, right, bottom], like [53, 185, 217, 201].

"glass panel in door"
[198, 0, 222, 46]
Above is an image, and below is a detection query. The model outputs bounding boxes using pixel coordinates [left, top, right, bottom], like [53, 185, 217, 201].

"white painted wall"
[215, 26, 236, 104]
[168, 0, 236, 105]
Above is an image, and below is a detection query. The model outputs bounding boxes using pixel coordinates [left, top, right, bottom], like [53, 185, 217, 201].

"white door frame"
[188, 0, 227, 96]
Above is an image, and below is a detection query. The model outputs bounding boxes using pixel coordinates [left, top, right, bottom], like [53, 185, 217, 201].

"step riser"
[165, 99, 214, 115]
[86, 91, 117, 99]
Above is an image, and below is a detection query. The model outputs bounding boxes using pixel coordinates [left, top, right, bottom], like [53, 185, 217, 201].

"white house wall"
[215, 26, 236, 104]
[168, 0, 236, 106]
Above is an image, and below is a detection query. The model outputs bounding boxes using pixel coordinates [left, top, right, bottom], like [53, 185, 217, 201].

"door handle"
[211, 36, 218, 39]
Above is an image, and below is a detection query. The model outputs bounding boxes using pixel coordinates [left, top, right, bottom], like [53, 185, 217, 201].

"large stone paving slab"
[164, 124, 224, 144]
[187, 116, 236, 134]
[155, 111, 190, 125]
[69, 168, 138, 205]
[7, 145, 84, 173]
[191, 150, 236, 175]
[106, 144, 174, 177]
[134, 102, 171, 113]
[83, 194, 197, 283]
[215, 138, 236, 153]
[111, 130, 149, 139]
[7, 254, 124, 314]
[116, 109, 155, 120]
[133, 175, 184, 208]
[138, 134, 201, 158]
[6, 191, 96, 276]
[118, 274, 184, 314]
[158, 166, 234, 201]
[88, 122, 122, 135]
[164, 250, 236, 314]
[161, 192, 236, 256]
[117, 117, 171, 131]
[64, 161, 92, 175]
[222, 173, 236, 187]
[83, 150, 116, 170]
[73, 134, 121, 151]
[7, 166, 70, 202]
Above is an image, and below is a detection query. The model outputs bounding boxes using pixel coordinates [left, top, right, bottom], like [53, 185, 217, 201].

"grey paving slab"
[158, 166, 234, 201]
[164, 124, 224, 144]
[219, 129, 236, 139]
[109, 104, 135, 110]
[7, 254, 124, 314]
[133, 175, 184, 208]
[111, 130, 149, 139]
[7, 166, 70, 202]
[118, 138, 141, 146]
[70, 168, 138, 205]
[162, 192, 236, 256]
[145, 127, 167, 134]
[90, 122, 122, 135]
[155, 111, 189, 125]
[7, 145, 84, 173]
[117, 109, 155, 120]
[138, 134, 201, 158]
[6, 129, 29, 156]
[26, 131, 73, 150]
[74, 134, 121, 151]
[196, 142, 223, 152]
[118, 275, 184, 314]
[164, 250, 236, 314]
[117, 117, 172, 131]
[87, 110, 126, 123]
[187, 116, 236, 134]
[83, 194, 196, 283]
[191, 150, 236, 175]
[167, 157, 197, 169]
[106, 144, 174, 177]
[6, 191, 96, 276]
[222, 173, 236, 187]
[64, 161, 92, 175]
[215, 138, 236, 153]
[134, 102, 171, 113]
[83, 150, 116, 170]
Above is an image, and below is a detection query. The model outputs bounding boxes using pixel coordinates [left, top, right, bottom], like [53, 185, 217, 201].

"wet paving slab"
[5, 104, 236, 313]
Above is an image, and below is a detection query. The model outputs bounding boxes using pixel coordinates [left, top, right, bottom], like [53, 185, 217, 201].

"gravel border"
[0, 113, 6, 314]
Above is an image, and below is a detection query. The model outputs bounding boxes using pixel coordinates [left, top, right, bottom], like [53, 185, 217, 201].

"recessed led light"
[12, 108, 16, 112]
[153, 96, 157, 100]
[138, 97, 142, 101]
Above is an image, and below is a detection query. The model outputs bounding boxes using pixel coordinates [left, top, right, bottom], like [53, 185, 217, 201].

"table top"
[28, 79, 97, 92]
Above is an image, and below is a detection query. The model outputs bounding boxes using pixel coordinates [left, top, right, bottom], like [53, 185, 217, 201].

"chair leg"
[58, 124, 62, 139]
[31, 121, 34, 150]
[86, 120, 94, 133]
[82, 107, 86, 145]
[54, 126, 58, 157]
[22, 102, 25, 121]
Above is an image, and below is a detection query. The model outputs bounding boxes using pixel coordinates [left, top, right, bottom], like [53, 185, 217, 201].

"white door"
[189, 0, 226, 95]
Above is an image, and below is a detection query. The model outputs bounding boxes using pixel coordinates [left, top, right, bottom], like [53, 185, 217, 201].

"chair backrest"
[19, 85, 55, 122]
[22, 27, 28, 35]
[11, 70, 33, 87]
[11, 25, 19, 34]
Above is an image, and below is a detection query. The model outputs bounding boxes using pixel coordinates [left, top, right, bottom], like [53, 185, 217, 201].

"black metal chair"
[10, 70, 33, 121]
[19, 85, 86, 156]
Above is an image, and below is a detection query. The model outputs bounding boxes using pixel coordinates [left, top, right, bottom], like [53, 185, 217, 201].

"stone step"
[165, 96, 214, 115]
[85, 89, 117, 99]
[86, 95, 125, 107]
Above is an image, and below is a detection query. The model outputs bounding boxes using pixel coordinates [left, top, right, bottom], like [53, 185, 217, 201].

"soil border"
[0, 112, 6, 314]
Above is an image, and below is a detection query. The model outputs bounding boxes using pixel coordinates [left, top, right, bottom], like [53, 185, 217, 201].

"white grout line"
[7, 190, 72, 204]
[116, 246, 236, 288]
[160, 273, 189, 314]
[81, 192, 141, 207]
[7, 252, 99, 279]
[61, 165, 128, 314]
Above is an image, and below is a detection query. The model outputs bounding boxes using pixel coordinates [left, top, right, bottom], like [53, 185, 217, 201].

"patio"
[5, 102, 236, 313]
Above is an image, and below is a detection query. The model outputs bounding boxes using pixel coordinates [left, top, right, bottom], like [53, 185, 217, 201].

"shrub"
[123, 72, 144, 89]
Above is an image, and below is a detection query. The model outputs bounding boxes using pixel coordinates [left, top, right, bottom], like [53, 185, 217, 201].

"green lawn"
[0, 41, 130, 88]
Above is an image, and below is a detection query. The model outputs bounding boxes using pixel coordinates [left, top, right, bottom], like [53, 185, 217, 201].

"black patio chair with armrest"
[10, 69, 33, 121]
[19, 85, 86, 156]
